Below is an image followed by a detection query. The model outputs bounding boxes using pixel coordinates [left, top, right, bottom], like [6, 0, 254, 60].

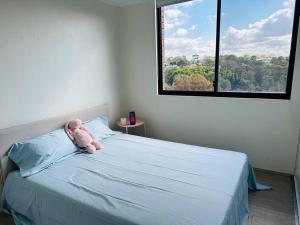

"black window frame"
[157, 0, 300, 99]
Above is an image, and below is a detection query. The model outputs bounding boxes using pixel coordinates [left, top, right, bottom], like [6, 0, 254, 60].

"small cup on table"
[120, 117, 127, 126]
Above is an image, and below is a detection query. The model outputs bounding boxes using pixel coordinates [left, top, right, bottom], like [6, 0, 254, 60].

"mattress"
[1, 134, 249, 225]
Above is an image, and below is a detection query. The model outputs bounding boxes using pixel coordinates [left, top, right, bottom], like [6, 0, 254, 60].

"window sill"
[158, 90, 291, 100]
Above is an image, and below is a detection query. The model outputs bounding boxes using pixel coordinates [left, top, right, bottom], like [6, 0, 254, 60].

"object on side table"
[129, 111, 136, 125]
[120, 118, 127, 126]
[116, 118, 146, 136]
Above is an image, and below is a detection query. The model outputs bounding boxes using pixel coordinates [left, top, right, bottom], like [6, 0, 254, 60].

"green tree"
[172, 74, 213, 91]
[168, 56, 190, 67]
[164, 55, 289, 93]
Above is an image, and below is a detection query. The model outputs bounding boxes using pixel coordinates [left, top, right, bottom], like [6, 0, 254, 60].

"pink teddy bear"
[65, 119, 101, 154]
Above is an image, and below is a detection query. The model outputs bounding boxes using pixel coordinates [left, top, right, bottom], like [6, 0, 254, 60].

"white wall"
[0, 0, 122, 129]
[119, 3, 300, 174]
[1, 0, 299, 174]
[294, 131, 300, 223]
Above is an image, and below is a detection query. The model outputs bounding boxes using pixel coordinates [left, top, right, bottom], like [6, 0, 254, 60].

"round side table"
[116, 119, 146, 136]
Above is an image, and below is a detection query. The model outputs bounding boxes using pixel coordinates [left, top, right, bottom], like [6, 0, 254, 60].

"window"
[157, 0, 300, 99]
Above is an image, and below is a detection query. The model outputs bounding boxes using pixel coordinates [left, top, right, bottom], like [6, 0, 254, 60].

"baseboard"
[294, 176, 300, 225]
[254, 167, 293, 176]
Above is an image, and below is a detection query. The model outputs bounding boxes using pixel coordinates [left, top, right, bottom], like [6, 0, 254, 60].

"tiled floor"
[248, 170, 295, 225]
[0, 213, 13, 225]
[0, 170, 296, 225]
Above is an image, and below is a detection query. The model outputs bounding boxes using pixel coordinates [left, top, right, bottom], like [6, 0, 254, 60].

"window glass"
[219, 0, 295, 93]
[157, 0, 299, 99]
[161, 0, 217, 91]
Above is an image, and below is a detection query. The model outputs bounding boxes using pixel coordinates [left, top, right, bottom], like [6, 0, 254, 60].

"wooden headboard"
[0, 104, 109, 192]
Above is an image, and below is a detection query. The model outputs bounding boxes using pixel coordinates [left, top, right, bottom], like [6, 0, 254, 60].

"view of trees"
[164, 55, 289, 93]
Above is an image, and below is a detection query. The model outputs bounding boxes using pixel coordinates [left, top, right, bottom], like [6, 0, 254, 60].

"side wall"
[294, 127, 300, 224]
[119, 3, 300, 174]
[0, 0, 122, 128]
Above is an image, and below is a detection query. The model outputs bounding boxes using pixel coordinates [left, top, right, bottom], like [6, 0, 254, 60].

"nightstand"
[116, 119, 146, 136]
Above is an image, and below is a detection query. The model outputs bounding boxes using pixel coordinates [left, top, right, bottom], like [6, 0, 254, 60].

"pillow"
[8, 129, 78, 177]
[84, 117, 116, 141]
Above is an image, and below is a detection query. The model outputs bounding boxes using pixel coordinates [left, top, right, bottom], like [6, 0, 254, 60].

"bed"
[0, 104, 257, 225]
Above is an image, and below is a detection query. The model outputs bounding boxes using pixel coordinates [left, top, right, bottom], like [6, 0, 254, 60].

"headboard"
[0, 104, 109, 192]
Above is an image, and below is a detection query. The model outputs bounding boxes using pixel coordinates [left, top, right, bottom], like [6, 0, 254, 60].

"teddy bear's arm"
[80, 126, 94, 138]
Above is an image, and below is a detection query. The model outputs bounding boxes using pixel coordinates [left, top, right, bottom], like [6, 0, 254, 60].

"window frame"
[157, 0, 300, 99]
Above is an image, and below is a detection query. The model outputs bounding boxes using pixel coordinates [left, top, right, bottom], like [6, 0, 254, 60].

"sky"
[163, 0, 296, 59]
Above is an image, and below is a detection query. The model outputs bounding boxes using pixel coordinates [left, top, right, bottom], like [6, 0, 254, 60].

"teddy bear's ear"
[68, 131, 74, 141]
[65, 122, 70, 130]
[75, 118, 82, 124]
[64, 122, 74, 141]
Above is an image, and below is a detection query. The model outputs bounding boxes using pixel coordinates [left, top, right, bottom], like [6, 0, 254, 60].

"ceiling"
[97, 0, 153, 7]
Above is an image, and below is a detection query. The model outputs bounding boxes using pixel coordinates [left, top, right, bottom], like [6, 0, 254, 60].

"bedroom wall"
[0, 0, 122, 129]
[294, 131, 300, 221]
[119, 3, 300, 174]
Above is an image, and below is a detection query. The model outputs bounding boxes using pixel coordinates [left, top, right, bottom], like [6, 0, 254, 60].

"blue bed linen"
[8, 129, 78, 177]
[2, 134, 251, 225]
[84, 117, 116, 140]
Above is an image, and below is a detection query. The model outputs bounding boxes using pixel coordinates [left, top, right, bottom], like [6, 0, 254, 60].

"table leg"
[144, 123, 146, 137]
[126, 126, 128, 134]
